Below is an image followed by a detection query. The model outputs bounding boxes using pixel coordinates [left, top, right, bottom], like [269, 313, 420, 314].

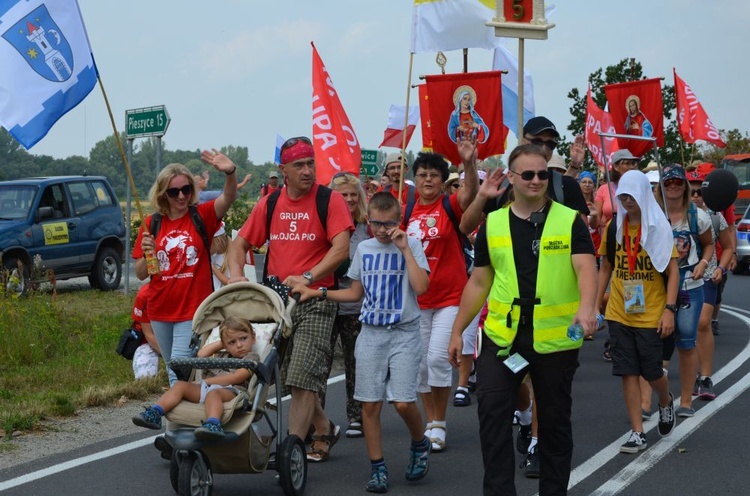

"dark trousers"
[476, 324, 579, 496]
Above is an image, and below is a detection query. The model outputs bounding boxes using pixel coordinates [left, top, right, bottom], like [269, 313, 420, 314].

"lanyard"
[624, 216, 641, 277]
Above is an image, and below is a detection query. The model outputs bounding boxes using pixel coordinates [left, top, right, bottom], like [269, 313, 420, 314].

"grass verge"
[0, 289, 164, 437]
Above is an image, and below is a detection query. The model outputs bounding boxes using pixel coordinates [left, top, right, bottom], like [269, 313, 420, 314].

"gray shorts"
[354, 319, 422, 403]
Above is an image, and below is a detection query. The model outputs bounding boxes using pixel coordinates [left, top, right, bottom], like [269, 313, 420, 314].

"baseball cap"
[385, 152, 405, 168]
[611, 149, 640, 164]
[662, 164, 687, 182]
[269, 170, 280, 178]
[523, 116, 559, 138]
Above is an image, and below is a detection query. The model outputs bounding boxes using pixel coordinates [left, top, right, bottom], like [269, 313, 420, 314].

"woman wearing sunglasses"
[654, 164, 714, 417]
[320, 171, 371, 438]
[133, 149, 238, 386]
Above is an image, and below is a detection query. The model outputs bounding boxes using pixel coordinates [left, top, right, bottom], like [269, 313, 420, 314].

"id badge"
[503, 352, 529, 373]
[623, 280, 646, 314]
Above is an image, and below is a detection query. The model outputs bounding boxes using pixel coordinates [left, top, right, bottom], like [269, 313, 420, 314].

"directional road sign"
[125, 106, 170, 138]
[360, 148, 379, 176]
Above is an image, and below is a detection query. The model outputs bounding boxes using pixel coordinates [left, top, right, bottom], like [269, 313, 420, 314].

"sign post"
[360, 148, 379, 177]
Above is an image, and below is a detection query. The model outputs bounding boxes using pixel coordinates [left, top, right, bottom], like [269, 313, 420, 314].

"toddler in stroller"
[132, 316, 259, 440]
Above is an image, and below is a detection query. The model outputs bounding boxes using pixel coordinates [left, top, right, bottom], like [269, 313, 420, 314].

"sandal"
[306, 420, 340, 463]
[452, 387, 471, 407]
[429, 424, 446, 453]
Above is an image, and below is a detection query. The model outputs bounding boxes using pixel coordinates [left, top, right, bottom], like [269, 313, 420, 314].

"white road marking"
[0, 373, 346, 491]
[567, 307, 750, 495]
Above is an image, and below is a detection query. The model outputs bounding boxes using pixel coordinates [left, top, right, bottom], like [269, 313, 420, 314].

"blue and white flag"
[492, 45, 535, 138]
[274, 134, 284, 164]
[0, 0, 96, 149]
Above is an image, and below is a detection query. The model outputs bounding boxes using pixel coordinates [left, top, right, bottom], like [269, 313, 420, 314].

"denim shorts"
[675, 285, 704, 350]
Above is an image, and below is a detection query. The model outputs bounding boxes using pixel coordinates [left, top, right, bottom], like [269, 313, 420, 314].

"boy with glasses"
[293, 192, 431, 493]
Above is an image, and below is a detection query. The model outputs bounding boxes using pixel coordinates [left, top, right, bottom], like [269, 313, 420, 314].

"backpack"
[384, 183, 416, 205]
[263, 186, 334, 285]
[149, 205, 211, 253]
[404, 194, 474, 276]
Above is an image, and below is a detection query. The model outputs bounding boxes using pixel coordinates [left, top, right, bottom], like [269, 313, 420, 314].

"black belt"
[506, 297, 540, 328]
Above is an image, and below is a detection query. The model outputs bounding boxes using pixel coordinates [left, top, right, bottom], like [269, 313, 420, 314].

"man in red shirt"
[381, 152, 418, 205]
[227, 136, 352, 463]
[259, 170, 281, 198]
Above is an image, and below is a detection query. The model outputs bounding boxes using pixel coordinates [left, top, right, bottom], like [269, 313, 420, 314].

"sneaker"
[641, 409, 653, 421]
[711, 320, 719, 336]
[512, 410, 520, 426]
[657, 392, 676, 437]
[603, 341, 612, 362]
[620, 431, 647, 454]
[676, 406, 695, 418]
[692, 375, 700, 396]
[467, 373, 477, 393]
[516, 424, 532, 454]
[346, 420, 364, 438]
[405, 438, 431, 481]
[521, 447, 540, 478]
[366, 464, 389, 493]
[194, 421, 226, 440]
[697, 377, 717, 401]
[132, 406, 162, 430]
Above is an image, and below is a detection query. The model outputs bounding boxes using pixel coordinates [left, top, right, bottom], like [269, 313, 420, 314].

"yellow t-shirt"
[599, 222, 677, 328]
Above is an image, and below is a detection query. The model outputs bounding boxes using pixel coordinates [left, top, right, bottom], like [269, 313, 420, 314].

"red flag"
[418, 84, 433, 151]
[674, 69, 726, 148]
[585, 87, 620, 168]
[423, 71, 506, 165]
[380, 105, 419, 148]
[311, 43, 361, 185]
[604, 78, 664, 157]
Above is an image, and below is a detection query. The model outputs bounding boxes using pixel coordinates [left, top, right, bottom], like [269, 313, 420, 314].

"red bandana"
[280, 142, 314, 165]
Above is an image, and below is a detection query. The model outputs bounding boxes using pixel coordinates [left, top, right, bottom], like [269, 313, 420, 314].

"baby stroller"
[155, 282, 306, 496]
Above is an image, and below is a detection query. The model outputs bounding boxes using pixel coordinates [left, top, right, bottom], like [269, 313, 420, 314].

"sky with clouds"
[22, 0, 750, 166]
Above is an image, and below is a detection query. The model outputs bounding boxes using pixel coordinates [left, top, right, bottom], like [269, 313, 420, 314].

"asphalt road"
[3, 274, 750, 496]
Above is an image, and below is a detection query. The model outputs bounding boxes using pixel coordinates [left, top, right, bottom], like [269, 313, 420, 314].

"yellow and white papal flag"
[410, 0, 500, 53]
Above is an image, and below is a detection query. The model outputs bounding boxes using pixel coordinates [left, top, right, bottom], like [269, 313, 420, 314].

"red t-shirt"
[716, 205, 736, 259]
[378, 183, 420, 205]
[403, 193, 467, 308]
[261, 183, 281, 197]
[132, 202, 220, 321]
[238, 184, 353, 288]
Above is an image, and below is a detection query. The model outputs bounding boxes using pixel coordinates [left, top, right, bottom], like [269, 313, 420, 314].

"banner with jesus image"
[423, 71, 506, 165]
[604, 78, 664, 157]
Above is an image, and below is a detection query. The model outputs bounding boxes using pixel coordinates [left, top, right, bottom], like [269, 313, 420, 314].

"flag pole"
[398, 52, 415, 206]
[96, 76, 145, 224]
[517, 38, 525, 142]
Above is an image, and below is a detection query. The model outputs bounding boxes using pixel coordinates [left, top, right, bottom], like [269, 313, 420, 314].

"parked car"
[735, 204, 750, 275]
[0, 176, 127, 293]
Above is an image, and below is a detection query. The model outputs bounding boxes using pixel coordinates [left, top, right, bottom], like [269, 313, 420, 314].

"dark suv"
[0, 176, 127, 293]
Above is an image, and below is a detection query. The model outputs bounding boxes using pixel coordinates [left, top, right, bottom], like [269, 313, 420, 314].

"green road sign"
[360, 148, 378, 176]
[125, 106, 170, 138]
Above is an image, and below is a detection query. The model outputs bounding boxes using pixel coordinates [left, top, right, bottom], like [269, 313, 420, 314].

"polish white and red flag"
[380, 105, 419, 148]
[674, 69, 726, 148]
[311, 42, 361, 184]
[584, 86, 620, 168]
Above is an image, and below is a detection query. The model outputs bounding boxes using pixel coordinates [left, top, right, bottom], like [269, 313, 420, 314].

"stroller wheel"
[170, 453, 180, 493]
[178, 451, 213, 496]
[278, 435, 307, 496]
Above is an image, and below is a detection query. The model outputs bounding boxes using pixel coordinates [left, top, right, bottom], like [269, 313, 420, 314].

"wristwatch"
[318, 287, 328, 300]
[664, 304, 678, 313]
[302, 271, 314, 284]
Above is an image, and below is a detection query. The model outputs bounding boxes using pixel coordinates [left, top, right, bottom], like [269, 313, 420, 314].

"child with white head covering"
[595, 169, 680, 454]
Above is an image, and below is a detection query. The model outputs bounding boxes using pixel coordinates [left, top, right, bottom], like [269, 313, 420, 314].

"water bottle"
[567, 323, 584, 341]
[596, 314, 605, 330]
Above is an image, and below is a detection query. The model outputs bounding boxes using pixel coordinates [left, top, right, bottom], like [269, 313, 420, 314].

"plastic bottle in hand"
[145, 249, 160, 275]
[567, 323, 584, 341]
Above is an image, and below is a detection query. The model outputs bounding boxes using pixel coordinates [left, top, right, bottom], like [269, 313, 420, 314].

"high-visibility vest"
[484, 202, 581, 356]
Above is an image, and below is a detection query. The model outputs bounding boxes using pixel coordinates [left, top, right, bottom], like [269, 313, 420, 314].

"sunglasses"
[165, 184, 193, 198]
[526, 137, 558, 150]
[664, 178, 684, 187]
[450, 182, 460, 189]
[691, 189, 702, 197]
[369, 220, 399, 230]
[280, 136, 312, 153]
[332, 172, 358, 185]
[509, 169, 550, 181]
[618, 193, 635, 202]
